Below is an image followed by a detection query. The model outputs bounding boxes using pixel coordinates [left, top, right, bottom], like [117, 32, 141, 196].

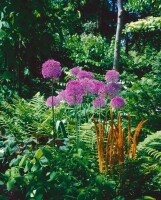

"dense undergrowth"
[0, 87, 161, 199]
[0, 1, 161, 199]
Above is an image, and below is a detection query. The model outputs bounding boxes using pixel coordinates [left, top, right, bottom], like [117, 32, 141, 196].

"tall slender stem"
[51, 79, 55, 145]
[105, 105, 108, 134]
[84, 102, 87, 122]
[85, 94, 89, 122]
[99, 106, 101, 124]
[74, 104, 79, 149]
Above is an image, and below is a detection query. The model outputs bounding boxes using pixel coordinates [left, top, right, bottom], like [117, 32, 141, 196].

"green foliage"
[0, 0, 82, 97]
[137, 131, 161, 158]
[0, 93, 161, 199]
[121, 50, 161, 135]
[119, 157, 161, 199]
[0, 136, 117, 200]
[0, 92, 51, 138]
[125, 0, 161, 15]
[125, 16, 161, 32]
[126, 46, 157, 74]
[0, 1, 161, 199]
[116, 131, 161, 199]
[64, 33, 113, 72]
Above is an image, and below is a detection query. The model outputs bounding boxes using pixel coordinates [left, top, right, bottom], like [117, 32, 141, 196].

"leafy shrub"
[121, 50, 161, 136]
[64, 33, 113, 73]
[118, 131, 161, 199]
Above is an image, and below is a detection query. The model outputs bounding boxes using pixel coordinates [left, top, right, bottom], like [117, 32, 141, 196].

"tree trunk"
[113, 0, 123, 71]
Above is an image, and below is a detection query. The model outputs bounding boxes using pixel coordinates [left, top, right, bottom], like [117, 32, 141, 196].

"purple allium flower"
[91, 80, 105, 94]
[57, 90, 66, 101]
[65, 95, 83, 105]
[70, 67, 81, 76]
[110, 96, 125, 109]
[105, 70, 119, 83]
[65, 80, 84, 105]
[77, 70, 94, 79]
[87, 71, 95, 79]
[80, 78, 96, 94]
[46, 96, 60, 107]
[93, 95, 106, 108]
[99, 83, 121, 99]
[42, 59, 62, 79]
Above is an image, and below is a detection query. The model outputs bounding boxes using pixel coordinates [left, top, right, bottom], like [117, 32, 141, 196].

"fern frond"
[137, 131, 161, 152]
[144, 147, 161, 161]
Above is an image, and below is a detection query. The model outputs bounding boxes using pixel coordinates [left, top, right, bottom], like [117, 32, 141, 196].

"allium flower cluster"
[93, 95, 106, 108]
[70, 67, 81, 76]
[46, 96, 60, 107]
[110, 96, 125, 109]
[105, 70, 119, 83]
[42, 59, 62, 79]
[80, 78, 96, 94]
[42, 60, 126, 110]
[57, 90, 66, 101]
[99, 83, 121, 99]
[91, 80, 105, 94]
[77, 70, 94, 79]
[65, 80, 84, 105]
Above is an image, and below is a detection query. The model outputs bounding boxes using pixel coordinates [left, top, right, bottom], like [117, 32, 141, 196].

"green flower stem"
[84, 102, 87, 122]
[51, 79, 55, 146]
[105, 102, 108, 134]
[74, 104, 79, 149]
[85, 94, 89, 122]
[79, 104, 82, 127]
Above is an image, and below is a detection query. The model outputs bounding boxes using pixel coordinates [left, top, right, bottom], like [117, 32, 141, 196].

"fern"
[137, 131, 161, 161]
[143, 147, 161, 161]
[0, 93, 52, 139]
[79, 122, 97, 155]
[137, 131, 161, 150]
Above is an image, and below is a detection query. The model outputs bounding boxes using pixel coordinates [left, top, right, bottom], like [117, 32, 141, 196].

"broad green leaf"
[35, 149, 43, 159]
[31, 161, 40, 172]
[19, 155, 26, 167]
[95, 175, 104, 186]
[0, 29, 6, 38]
[47, 171, 56, 182]
[7, 178, 16, 191]
[24, 160, 31, 173]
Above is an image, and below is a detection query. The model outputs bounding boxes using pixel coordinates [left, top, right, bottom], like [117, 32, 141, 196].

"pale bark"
[113, 0, 123, 71]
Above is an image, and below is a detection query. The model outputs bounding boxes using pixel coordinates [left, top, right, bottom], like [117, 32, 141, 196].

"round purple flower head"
[93, 95, 106, 108]
[99, 83, 121, 99]
[57, 90, 66, 101]
[91, 80, 105, 95]
[46, 96, 60, 107]
[77, 70, 94, 79]
[105, 70, 119, 83]
[110, 96, 125, 109]
[65, 80, 84, 105]
[70, 67, 81, 76]
[42, 59, 62, 79]
[80, 78, 96, 94]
